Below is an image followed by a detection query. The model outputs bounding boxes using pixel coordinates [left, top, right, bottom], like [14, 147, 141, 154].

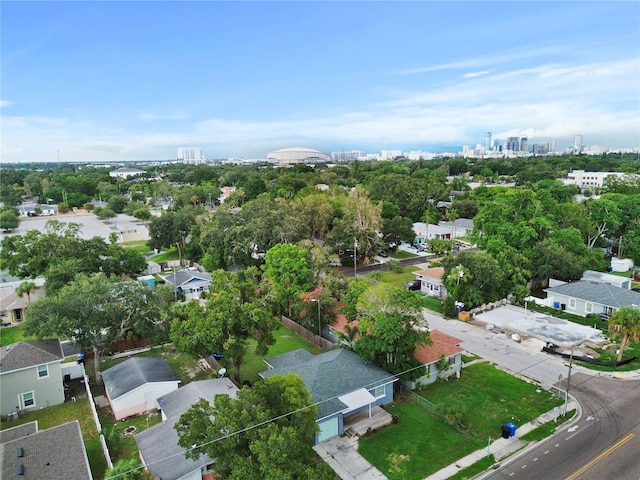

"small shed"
[610, 258, 634, 273]
[102, 357, 180, 420]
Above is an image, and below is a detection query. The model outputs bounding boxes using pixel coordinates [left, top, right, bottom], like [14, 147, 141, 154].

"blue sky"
[1, 1, 639, 162]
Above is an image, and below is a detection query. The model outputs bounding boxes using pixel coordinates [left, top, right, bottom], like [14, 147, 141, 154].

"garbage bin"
[553, 301, 560, 309]
[501, 425, 511, 439]
[506, 422, 517, 438]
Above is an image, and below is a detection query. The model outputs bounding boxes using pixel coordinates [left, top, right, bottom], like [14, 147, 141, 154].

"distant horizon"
[2, 2, 639, 163]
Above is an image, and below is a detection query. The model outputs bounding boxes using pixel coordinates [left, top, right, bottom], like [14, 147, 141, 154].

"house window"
[21, 391, 35, 409]
[585, 303, 593, 313]
[37, 364, 49, 379]
[569, 298, 576, 310]
[373, 385, 385, 399]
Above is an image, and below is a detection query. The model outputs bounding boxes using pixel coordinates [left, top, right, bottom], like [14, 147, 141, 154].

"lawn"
[240, 326, 325, 384]
[0, 323, 35, 346]
[0, 398, 108, 479]
[358, 362, 563, 479]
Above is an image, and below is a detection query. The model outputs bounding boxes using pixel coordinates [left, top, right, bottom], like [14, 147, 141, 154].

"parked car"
[379, 250, 388, 258]
[405, 280, 421, 291]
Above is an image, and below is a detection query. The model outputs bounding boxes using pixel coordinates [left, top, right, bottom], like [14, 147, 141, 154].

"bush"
[133, 208, 151, 220]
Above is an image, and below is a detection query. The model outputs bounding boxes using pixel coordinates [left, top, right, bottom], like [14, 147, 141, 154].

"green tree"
[15, 280, 38, 304]
[96, 207, 116, 220]
[108, 195, 128, 214]
[353, 284, 430, 379]
[0, 209, 19, 231]
[428, 238, 454, 256]
[26, 273, 162, 383]
[263, 243, 313, 315]
[608, 307, 640, 362]
[382, 215, 415, 250]
[148, 207, 199, 263]
[175, 373, 333, 480]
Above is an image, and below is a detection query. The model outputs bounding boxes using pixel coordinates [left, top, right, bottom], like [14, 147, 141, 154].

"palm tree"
[16, 280, 37, 304]
[608, 307, 640, 362]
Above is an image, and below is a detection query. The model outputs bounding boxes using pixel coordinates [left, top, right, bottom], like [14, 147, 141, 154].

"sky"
[1, 1, 639, 163]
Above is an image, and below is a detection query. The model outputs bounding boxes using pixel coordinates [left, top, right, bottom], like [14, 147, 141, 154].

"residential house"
[0, 339, 65, 417]
[412, 267, 447, 297]
[135, 378, 239, 480]
[412, 218, 474, 246]
[163, 270, 212, 300]
[0, 285, 46, 325]
[260, 348, 397, 443]
[438, 218, 474, 238]
[544, 281, 640, 318]
[102, 357, 180, 420]
[0, 420, 93, 479]
[405, 330, 465, 389]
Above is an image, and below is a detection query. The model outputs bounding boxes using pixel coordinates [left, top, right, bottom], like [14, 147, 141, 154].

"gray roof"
[163, 270, 212, 288]
[0, 421, 93, 480]
[545, 281, 640, 309]
[0, 421, 38, 444]
[135, 379, 238, 480]
[102, 357, 180, 400]
[261, 349, 396, 418]
[0, 339, 64, 374]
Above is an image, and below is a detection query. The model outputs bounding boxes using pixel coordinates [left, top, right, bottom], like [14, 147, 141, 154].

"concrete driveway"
[313, 436, 387, 480]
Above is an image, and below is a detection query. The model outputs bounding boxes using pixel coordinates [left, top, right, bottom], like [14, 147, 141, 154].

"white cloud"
[138, 112, 188, 121]
[0, 100, 13, 108]
[462, 70, 492, 79]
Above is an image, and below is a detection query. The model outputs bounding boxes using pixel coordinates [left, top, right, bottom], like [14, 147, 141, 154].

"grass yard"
[359, 401, 484, 480]
[151, 248, 180, 262]
[0, 323, 35, 346]
[389, 250, 419, 259]
[358, 362, 563, 479]
[240, 326, 325, 384]
[99, 409, 162, 464]
[0, 398, 108, 479]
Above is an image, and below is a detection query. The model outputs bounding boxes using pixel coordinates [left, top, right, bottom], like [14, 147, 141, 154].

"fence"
[280, 316, 335, 351]
[81, 365, 113, 470]
[399, 384, 438, 415]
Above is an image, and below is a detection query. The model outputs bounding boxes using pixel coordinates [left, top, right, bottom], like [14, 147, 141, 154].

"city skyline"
[1, 1, 639, 163]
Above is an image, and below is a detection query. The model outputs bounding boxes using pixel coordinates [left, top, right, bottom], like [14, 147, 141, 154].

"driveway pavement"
[313, 436, 386, 480]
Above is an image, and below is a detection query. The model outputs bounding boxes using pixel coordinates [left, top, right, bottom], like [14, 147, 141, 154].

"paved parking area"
[474, 305, 605, 347]
[313, 436, 386, 480]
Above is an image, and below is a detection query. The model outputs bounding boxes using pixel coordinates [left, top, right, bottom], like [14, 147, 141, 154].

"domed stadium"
[266, 147, 330, 164]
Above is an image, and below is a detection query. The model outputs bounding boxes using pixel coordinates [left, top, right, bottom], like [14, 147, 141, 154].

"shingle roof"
[0, 421, 93, 480]
[261, 349, 396, 418]
[135, 379, 238, 480]
[414, 330, 464, 365]
[163, 270, 212, 288]
[0, 339, 64, 374]
[545, 281, 640, 309]
[102, 357, 180, 400]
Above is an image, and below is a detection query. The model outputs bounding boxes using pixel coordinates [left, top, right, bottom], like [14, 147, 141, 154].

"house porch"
[343, 406, 393, 437]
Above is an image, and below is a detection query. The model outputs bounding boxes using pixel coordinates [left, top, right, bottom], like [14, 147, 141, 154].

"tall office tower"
[572, 135, 583, 154]
[506, 137, 520, 152]
[548, 138, 556, 153]
[484, 131, 492, 152]
[177, 148, 204, 164]
[520, 137, 528, 153]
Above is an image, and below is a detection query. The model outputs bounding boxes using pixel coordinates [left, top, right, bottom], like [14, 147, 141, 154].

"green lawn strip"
[0, 398, 108, 479]
[240, 326, 325, 384]
[446, 455, 496, 480]
[151, 248, 180, 262]
[519, 409, 575, 442]
[358, 401, 484, 480]
[389, 250, 419, 259]
[0, 323, 35, 346]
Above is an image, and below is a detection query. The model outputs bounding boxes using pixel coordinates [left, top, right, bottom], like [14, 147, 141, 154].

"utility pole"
[354, 238, 358, 277]
[563, 350, 574, 416]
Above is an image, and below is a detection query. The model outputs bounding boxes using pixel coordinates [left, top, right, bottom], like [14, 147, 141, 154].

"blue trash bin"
[553, 301, 560, 309]
[506, 422, 517, 437]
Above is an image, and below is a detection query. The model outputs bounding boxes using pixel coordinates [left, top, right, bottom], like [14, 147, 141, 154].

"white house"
[413, 267, 447, 298]
[102, 357, 180, 420]
[109, 167, 145, 179]
[544, 281, 640, 318]
[405, 330, 465, 389]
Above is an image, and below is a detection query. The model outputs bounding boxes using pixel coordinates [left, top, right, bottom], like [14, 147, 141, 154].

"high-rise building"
[572, 135, 583, 154]
[177, 148, 205, 164]
[548, 138, 556, 153]
[484, 131, 492, 152]
[520, 137, 528, 153]
[506, 137, 520, 152]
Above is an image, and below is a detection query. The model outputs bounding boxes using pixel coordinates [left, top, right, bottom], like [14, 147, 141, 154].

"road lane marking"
[544, 450, 549, 454]
[564, 433, 635, 480]
[533, 457, 538, 462]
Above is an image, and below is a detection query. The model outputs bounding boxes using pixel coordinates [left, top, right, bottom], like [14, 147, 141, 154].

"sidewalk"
[422, 399, 580, 480]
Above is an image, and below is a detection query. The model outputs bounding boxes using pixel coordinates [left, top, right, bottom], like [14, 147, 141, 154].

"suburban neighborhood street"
[423, 311, 640, 480]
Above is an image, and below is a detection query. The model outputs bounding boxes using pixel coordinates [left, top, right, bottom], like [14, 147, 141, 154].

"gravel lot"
[1, 211, 150, 243]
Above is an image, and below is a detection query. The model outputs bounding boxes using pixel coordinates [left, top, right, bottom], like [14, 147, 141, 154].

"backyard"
[358, 362, 564, 480]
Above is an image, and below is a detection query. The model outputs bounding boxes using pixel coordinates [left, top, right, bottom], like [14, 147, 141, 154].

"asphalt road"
[424, 312, 640, 480]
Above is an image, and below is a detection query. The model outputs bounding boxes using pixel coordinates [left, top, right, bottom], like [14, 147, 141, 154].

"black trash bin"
[501, 425, 511, 439]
